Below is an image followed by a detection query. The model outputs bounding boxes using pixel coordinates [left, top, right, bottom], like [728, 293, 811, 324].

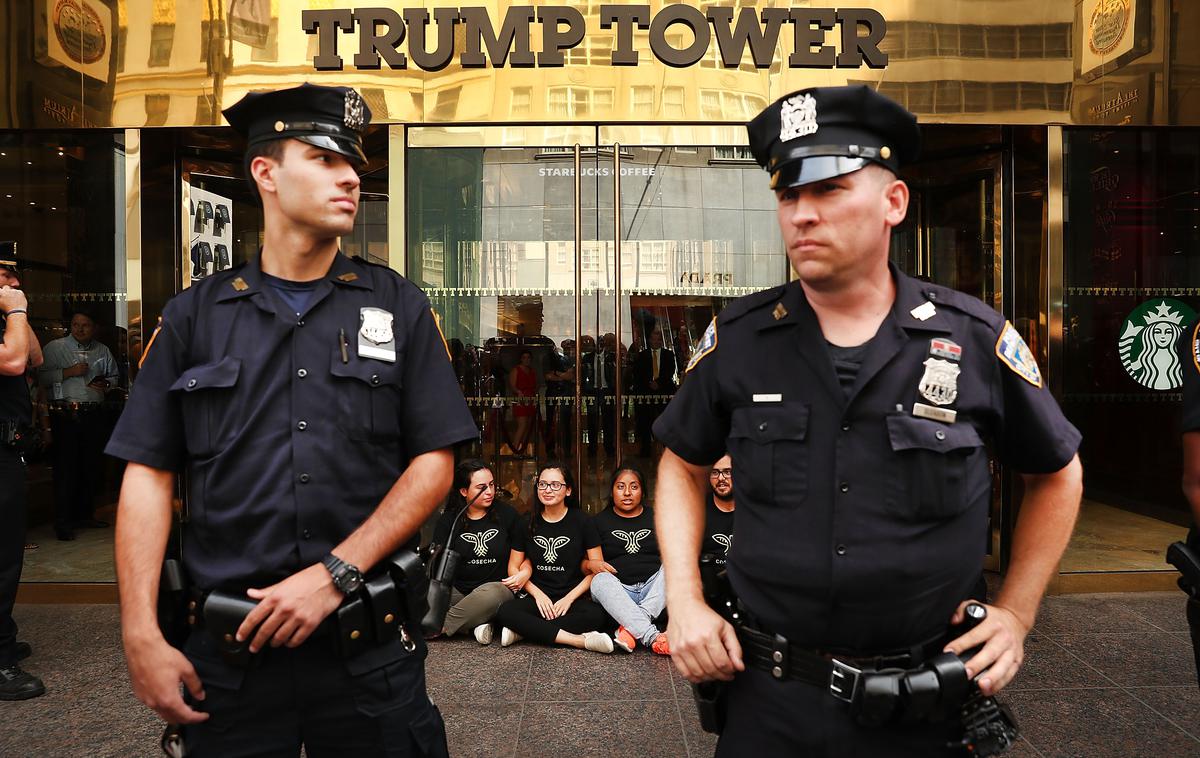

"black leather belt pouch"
[364, 574, 401, 643]
[202, 591, 258, 668]
[389, 550, 430, 625]
[336, 596, 374, 660]
[692, 681, 728, 734]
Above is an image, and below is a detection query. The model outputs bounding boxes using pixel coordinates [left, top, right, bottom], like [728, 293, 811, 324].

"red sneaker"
[651, 633, 670, 656]
[614, 626, 637, 653]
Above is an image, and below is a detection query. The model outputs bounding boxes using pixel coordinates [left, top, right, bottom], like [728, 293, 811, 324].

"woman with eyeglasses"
[430, 459, 531, 644]
[587, 465, 670, 655]
[494, 461, 614, 653]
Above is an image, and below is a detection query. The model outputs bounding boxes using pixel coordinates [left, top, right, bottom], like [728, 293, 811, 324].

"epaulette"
[921, 282, 1004, 330]
[717, 283, 788, 325]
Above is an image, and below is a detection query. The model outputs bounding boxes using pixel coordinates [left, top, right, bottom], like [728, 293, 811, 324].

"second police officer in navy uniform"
[653, 86, 1085, 755]
[106, 84, 477, 756]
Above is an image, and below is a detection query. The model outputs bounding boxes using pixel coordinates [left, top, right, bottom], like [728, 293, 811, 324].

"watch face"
[341, 569, 364, 594]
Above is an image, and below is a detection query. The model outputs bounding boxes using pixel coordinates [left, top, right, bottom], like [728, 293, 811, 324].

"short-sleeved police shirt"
[654, 264, 1080, 653]
[432, 501, 525, 595]
[106, 253, 478, 591]
[0, 315, 31, 422]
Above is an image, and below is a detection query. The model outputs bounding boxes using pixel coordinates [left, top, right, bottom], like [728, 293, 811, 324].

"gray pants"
[589, 567, 666, 646]
[443, 582, 516, 637]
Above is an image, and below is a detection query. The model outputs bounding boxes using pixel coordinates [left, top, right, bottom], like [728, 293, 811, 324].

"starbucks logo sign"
[1118, 299, 1195, 390]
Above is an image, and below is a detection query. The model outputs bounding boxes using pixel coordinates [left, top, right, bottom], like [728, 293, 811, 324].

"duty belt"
[735, 624, 971, 727]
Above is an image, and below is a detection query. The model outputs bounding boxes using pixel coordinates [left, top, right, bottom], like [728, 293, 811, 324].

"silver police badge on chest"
[918, 358, 960, 406]
[358, 307, 396, 362]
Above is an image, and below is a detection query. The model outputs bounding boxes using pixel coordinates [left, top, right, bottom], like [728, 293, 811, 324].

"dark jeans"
[716, 666, 963, 758]
[181, 629, 448, 757]
[50, 407, 107, 530]
[0, 445, 26, 666]
[494, 593, 609, 645]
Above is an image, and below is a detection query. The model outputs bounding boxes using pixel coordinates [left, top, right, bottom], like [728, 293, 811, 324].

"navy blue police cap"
[223, 83, 371, 166]
[0, 241, 19, 274]
[747, 85, 920, 190]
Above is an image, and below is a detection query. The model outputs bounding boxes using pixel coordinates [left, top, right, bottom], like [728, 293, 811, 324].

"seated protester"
[702, 453, 736, 567]
[495, 462, 615, 654]
[431, 459, 531, 644]
[587, 465, 670, 655]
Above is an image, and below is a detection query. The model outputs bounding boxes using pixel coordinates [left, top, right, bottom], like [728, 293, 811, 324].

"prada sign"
[303, 6, 888, 71]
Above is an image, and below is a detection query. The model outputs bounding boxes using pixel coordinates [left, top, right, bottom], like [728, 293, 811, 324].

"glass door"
[407, 127, 789, 513]
[891, 144, 1006, 571]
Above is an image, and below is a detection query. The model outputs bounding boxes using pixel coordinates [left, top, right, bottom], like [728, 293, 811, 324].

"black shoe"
[55, 528, 76, 541]
[73, 519, 109, 529]
[14, 642, 30, 662]
[0, 665, 46, 701]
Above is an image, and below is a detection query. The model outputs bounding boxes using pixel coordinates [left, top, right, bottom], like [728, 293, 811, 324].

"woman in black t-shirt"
[494, 461, 615, 653]
[431, 459, 530, 644]
[587, 465, 670, 655]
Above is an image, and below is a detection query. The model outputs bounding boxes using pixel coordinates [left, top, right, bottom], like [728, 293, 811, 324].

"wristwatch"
[322, 554, 364, 595]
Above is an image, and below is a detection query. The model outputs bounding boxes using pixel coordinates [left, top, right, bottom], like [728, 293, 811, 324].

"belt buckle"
[829, 658, 862, 703]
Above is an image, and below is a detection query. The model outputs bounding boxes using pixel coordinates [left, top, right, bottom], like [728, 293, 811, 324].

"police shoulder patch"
[687, 318, 718, 374]
[995, 321, 1042, 388]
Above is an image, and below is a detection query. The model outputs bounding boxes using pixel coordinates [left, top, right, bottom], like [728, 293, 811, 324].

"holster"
[389, 549, 430, 626]
[1167, 541, 1200, 598]
[158, 559, 191, 650]
[421, 546, 462, 636]
[692, 681, 728, 734]
[201, 591, 258, 668]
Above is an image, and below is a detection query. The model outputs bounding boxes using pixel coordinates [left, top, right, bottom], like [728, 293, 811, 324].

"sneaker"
[473, 623, 494, 646]
[0, 665, 46, 701]
[613, 626, 636, 653]
[651, 633, 671, 656]
[500, 627, 522, 647]
[582, 631, 614, 654]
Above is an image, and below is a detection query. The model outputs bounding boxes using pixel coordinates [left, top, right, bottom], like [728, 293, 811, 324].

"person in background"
[38, 310, 119, 541]
[587, 465, 670, 655]
[494, 462, 613, 654]
[702, 454, 736, 568]
[430, 459, 530, 644]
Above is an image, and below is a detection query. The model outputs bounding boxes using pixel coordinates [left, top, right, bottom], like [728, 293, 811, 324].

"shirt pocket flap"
[729, 403, 809, 444]
[887, 415, 982, 454]
[169, 357, 241, 393]
[330, 350, 403, 388]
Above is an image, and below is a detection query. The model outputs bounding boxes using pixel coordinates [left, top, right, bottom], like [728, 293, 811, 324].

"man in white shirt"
[38, 311, 119, 540]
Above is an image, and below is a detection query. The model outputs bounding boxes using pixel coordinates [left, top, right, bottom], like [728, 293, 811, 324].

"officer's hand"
[124, 634, 208, 725]
[551, 597, 574, 618]
[240, 563, 344, 653]
[943, 601, 1030, 696]
[582, 558, 617, 575]
[0, 285, 27, 313]
[668, 599, 744, 683]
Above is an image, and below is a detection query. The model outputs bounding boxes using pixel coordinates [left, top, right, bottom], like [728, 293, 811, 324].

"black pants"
[585, 391, 615, 456]
[0, 446, 26, 666]
[494, 593, 609, 645]
[715, 667, 963, 758]
[181, 629, 448, 757]
[634, 395, 667, 455]
[50, 407, 107, 530]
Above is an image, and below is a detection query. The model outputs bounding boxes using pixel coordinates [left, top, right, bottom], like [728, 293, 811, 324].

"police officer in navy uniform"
[652, 86, 1084, 755]
[1178, 317, 1200, 686]
[106, 84, 477, 755]
[0, 248, 46, 701]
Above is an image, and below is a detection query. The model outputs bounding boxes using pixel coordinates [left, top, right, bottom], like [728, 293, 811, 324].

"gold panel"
[408, 125, 595, 148]
[124, 128, 144, 375]
[600, 124, 749, 147]
[0, 0, 1165, 129]
[387, 124, 405, 275]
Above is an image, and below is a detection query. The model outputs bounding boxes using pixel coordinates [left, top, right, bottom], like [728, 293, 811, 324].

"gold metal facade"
[2, 0, 1192, 129]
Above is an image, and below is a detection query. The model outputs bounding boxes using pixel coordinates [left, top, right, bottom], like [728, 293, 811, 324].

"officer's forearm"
[115, 463, 177, 644]
[995, 455, 1083, 630]
[1181, 433, 1200, 525]
[656, 449, 710, 605]
[335, 447, 455, 572]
